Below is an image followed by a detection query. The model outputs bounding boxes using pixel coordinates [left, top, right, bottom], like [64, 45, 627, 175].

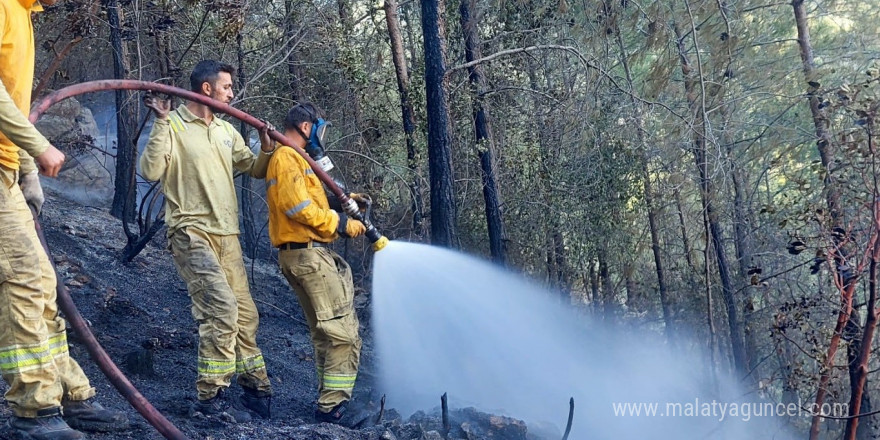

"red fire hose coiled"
[26, 80, 381, 440]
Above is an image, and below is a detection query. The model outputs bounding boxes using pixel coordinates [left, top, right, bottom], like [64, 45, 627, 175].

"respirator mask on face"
[304, 118, 333, 171]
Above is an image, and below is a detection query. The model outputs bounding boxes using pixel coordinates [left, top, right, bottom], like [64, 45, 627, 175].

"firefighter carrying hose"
[140, 60, 275, 421]
[265, 102, 374, 427]
[0, 1, 130, 439]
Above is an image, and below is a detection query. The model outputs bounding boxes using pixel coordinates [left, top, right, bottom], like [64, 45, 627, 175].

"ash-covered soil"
[0, 190, 543, 440]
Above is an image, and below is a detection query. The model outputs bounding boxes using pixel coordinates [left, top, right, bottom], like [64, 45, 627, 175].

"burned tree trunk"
[728, 147, 761, 372]
[459, 0, 506, 265]
[384, 0, 425, 238]
[702, 206, 719, 385]
[236, 33, 257, 259]
[421, 0, 457, 247]
[285, 0, 305, 101]
[599, 249, 616, 322]
[106, 0, 137, 223]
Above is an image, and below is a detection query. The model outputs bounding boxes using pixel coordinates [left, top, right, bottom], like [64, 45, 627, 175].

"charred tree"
[236, 33, 257, 259]
[459, 0, 506, 264]
[421, 0, 457, 247]
[284, 0, 304, 101]
[384, 0, 425, 238]
[106, 0, 137, 223]
[599, 249, 617, 322]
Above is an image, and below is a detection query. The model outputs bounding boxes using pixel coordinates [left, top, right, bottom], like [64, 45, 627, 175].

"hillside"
[0, 189, 535, 440]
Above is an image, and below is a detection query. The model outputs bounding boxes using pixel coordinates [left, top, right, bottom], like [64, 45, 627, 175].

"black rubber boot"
[191, 389, 251, 423]
[314, 400, 372, 429]
[7, 407, 85, 440]
[61, 398, 129, 433]
[239, 388, 271, 419]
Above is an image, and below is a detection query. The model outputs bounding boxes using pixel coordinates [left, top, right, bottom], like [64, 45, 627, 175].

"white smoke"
[372, 241, 796, 439]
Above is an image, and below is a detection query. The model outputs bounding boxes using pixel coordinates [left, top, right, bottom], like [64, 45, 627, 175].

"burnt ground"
[0, 190, 544, 440]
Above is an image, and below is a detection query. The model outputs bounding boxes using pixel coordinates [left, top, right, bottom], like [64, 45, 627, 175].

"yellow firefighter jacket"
[0, 0, 49, 172]
[140, 104, 270, 236]
[266, 145, 341, 247]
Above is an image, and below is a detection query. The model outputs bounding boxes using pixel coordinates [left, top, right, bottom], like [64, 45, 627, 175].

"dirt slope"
[0, 190, 543, 440]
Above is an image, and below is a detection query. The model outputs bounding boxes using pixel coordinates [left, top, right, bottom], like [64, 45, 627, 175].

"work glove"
[337, 213, 366, 238]
[350, 193, 371, 212]
[19, 170, 45, 215]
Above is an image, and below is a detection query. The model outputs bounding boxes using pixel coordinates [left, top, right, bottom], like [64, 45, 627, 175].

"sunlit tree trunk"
[384, 0, 425, 238]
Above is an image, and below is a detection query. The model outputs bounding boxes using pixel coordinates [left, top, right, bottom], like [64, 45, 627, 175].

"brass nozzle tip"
[372, 235, 390, 252]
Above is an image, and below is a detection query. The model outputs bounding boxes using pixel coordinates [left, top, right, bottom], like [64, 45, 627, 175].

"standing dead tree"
[421, 0, 457, 247]
[458, 0, 506, 264]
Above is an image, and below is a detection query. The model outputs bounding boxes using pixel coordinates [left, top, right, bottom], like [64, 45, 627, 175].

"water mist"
[372, 241, 795, 439]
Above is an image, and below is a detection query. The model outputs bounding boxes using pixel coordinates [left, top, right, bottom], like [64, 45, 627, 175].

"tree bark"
[674, 188, 699, 276]
[599, 249, 616, 323]
[421, 0, 457, 246]
[553, 231, 568, 299]
[790, 1, 863, 436]
[34, 37, 83, 99]
[844, 232, 880, 440]
[106, 0, 137, 223]
[709, 0, 761, 374]
[624, 262, 637, 311]
[384, 0, 425, 238]
[236, 33, 257, 259]
[728, 148, 760, 371]
[459, 0, 506, 264]
[589, 258, 599, 313]
[703, 205, 719, 386]
[285, 0, 305, 101]
[843, 125, 880, 440]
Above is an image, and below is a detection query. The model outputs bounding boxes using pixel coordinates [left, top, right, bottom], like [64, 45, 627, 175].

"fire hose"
[26, 80, 390, 439]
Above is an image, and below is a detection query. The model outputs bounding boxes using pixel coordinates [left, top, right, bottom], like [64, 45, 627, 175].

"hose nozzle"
[343, 194, 389, 252]
[367, 227, 389, 252]
[372, 235, 389, 252]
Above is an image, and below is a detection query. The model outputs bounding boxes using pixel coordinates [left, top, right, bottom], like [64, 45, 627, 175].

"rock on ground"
[35, 96, 114, 207]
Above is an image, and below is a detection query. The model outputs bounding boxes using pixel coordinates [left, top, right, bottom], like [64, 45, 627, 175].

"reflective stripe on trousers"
[0, 166, 95, 417]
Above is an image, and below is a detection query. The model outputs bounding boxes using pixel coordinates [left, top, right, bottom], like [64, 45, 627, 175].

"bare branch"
[562, 397, 574, 440]
[447, 44, 689, 123]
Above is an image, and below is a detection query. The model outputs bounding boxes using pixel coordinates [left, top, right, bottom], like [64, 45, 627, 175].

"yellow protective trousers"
[168, 227, 272, 400]
[279, 247, 361, 412]
[0, 167, 95, 417]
